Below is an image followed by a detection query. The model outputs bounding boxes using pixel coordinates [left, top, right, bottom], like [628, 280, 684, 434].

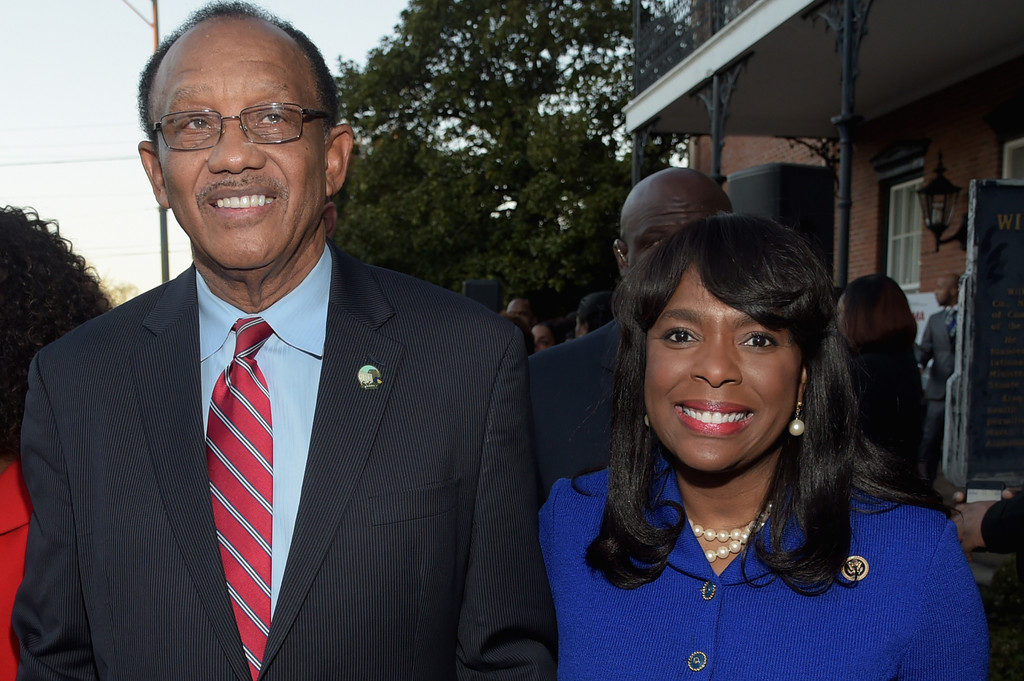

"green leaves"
[333, 0, 683, 309]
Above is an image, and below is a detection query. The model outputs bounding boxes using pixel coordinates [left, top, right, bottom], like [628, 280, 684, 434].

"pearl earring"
[644, 414, 650, 427]
[788, 401, 805, 436]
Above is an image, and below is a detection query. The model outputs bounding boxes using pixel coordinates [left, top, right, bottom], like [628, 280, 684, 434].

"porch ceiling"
[625, 0, 1024, 138]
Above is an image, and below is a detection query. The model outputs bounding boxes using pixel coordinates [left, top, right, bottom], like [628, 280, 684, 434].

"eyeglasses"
[151, 102, 331, 150]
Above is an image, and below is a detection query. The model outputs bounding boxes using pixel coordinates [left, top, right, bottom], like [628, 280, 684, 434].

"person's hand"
[952, 488, 1015, 560]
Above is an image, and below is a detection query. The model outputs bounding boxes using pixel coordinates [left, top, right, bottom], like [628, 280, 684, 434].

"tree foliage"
[333, 0, 684, 312]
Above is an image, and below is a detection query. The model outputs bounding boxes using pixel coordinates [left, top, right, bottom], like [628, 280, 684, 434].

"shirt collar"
[197, 246, 332, 361]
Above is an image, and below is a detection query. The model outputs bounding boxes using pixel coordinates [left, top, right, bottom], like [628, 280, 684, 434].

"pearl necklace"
[688, 503, 772, 563]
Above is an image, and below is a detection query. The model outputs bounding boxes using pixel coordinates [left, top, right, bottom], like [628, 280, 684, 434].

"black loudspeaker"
[726, 163, 835, 269]
[462, 279, 503, 312]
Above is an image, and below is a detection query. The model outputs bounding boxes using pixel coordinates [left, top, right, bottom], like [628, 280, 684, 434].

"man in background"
[506, 297, 538, 329]
[529, 168, 731, 498]
[916, 273, 959, 484]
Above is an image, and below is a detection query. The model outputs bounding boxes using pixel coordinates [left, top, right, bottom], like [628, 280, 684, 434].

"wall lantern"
[918, 152, 965, 251]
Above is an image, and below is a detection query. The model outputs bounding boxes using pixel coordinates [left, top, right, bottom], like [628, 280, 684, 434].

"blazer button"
[687, 651, 708, 672]
[701, 580, 717, 601]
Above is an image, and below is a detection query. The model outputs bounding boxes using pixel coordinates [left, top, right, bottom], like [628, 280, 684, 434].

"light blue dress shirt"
[197, 246, 331, 615]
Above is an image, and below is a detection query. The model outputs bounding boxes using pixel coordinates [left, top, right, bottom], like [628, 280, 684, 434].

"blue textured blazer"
[541, 469, 989, 680]
[14, 241, 556, 680]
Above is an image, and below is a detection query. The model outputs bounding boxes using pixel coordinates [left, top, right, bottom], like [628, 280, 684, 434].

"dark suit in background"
[529, 321, 617, 499]
[916, 308, 956, 482]
[14, 245, 555, 680]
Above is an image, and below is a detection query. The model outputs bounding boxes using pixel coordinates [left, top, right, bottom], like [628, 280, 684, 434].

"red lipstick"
[674, 401, 753, 436]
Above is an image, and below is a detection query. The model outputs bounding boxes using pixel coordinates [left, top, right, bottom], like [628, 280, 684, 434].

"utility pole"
[123, 0, 169, 283]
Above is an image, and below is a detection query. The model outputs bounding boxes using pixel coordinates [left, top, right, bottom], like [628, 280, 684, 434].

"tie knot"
[232, 317, 273, 359]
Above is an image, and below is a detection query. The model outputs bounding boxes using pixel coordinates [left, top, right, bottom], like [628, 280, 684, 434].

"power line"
[86, 243, 180, 253]
[90, 248, 191, 258]
[0, 191, 152, 200]
[0, 156, 137, 168]
[1, 121, 138, 133]
[0, 139, 140, 150]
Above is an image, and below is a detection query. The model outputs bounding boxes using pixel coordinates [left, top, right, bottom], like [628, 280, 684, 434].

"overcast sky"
[1, 1, 409, 294]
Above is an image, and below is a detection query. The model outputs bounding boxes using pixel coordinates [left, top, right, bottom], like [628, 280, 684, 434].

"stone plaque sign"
[946, 179, 1024, 486]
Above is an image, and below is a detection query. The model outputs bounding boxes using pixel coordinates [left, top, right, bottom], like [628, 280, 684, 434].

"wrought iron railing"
[634, 0, 758, 93]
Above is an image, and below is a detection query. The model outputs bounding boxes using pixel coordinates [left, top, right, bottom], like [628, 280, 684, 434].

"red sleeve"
[0, 460, 32, 680]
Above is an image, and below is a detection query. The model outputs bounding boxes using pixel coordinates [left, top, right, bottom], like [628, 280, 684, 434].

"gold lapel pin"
[841, 555, 869, 582]
[357, 365, 383, 390]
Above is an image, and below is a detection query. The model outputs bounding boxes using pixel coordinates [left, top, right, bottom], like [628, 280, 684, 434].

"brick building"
[628, 0, 1024, 295]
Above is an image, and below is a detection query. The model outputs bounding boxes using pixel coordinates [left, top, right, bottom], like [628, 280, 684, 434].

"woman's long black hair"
[586, 214, 945, 594]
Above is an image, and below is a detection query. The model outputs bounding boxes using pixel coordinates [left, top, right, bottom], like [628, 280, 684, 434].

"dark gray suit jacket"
[916, 309, 956, 401]
[14, 243, 556, 680]
[529, 320, 618, 501]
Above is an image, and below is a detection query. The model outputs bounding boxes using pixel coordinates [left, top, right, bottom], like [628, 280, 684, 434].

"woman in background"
[574, 291, 613, 338]
[0, 206, 110, 679]
[531, 322, 558, 353]
[540, 215, 987, 680]
[839, 274, 923, 466]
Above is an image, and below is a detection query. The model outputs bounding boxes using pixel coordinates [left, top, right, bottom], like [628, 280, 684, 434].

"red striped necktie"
[206, 317, 274, 680]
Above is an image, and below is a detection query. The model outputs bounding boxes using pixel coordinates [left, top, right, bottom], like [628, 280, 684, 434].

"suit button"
[687, 651, 708, 672]
[701, 580, 716, 600]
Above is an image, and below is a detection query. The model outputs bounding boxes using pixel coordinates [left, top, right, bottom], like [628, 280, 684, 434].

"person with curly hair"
[540, 215, 988, 679]
[0, 205, 110, 678]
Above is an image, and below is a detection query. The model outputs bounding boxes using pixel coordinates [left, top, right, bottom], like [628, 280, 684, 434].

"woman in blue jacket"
[540, 214, 988, 680]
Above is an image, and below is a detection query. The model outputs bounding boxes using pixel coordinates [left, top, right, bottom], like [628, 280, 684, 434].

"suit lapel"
[263, 244, 404, 667]
[131, 269, 251, 681]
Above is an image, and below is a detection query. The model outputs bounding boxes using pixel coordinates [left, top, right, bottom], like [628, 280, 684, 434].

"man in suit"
[529, 168, 731, 499]
[13, 4, 555, 680]
[916, 273, 959, 483]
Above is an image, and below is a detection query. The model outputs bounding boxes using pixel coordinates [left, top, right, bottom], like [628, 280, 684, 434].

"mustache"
[196, 177, 288, 205]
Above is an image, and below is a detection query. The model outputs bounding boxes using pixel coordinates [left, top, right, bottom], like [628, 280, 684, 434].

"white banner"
[906, 292, 941, 346]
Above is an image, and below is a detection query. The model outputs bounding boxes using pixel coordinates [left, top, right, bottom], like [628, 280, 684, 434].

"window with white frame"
[1003, 137, 1024, 179]
[886, 177, 923, 292]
